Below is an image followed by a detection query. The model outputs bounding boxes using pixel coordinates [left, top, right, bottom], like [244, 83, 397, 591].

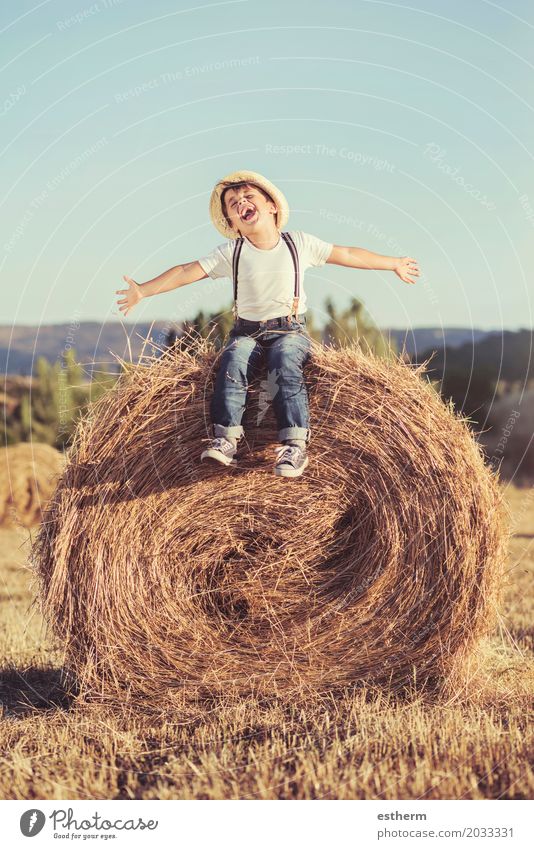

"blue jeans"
[209, 314, 313, 444]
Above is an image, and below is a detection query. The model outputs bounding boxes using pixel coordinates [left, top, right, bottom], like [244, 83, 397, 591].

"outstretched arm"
[326, 245, 420, 285]
[115, 261, 208, 316]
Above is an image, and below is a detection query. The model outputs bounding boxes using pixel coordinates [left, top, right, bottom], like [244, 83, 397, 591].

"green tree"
[1, 349, 119, 450]
[30, 356, 61, 444]
[322, 297, 395, 357]
[172, 297, 393, 356]
[176, 305, 235, 352]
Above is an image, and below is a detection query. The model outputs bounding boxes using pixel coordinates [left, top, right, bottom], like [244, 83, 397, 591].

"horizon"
[2, 318, 532, 332]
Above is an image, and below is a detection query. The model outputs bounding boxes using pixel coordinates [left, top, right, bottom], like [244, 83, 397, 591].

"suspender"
[232, 232, 300, 321]
[281, 232, 301, 321]
[231, 236, 245, 320]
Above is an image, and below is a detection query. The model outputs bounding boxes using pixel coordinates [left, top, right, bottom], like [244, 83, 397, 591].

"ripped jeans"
[209, 314, 313, 444]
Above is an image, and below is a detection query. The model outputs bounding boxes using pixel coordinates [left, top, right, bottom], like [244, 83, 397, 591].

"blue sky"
[1, 0, 533, 330]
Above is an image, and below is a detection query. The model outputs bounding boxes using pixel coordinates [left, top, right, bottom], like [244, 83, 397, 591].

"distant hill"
[0, 322, 174, 377]
[415, 329, 534, 383]
[383, 327, 491, 357]
[413, 328, 534, 426]
[0, 322, 496, 376]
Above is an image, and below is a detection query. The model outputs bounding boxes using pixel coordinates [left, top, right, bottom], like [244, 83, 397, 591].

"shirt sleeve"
[197, 241, 234, 279]
[295, 231, 333, 267]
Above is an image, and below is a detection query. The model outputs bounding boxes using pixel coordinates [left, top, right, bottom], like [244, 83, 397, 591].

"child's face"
[222, 184, 277, 234]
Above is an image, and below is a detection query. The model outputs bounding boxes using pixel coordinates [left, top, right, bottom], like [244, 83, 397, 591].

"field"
[0, 483, 532, 800]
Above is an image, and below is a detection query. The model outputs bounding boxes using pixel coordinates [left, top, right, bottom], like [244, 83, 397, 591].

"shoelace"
[212, 437, 235, 452]
[274, 444, 304, 465]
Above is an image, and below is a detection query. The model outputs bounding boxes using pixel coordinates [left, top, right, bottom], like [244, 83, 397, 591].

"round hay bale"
[0, 443, 66, 528]
[30, 336, 509, 704]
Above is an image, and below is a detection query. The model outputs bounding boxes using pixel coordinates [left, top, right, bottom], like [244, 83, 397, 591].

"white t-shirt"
[198, 230, 333, 321]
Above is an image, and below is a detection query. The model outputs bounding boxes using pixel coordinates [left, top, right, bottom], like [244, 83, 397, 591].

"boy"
[116, 170, 419, 478]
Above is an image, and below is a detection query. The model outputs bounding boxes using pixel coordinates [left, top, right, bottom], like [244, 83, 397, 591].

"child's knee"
[224, 368, 248, 388]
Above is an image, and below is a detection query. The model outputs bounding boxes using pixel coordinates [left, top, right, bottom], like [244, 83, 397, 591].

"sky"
[1, 0, 533, 331]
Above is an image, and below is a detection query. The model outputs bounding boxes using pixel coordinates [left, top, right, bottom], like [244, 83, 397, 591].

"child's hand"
[394, 257, 420, 285]
[115, 275, 143, 316]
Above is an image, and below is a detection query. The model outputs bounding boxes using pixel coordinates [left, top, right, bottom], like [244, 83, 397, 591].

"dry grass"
[0, 685, 532, 800]
[30, 338, 508, 704]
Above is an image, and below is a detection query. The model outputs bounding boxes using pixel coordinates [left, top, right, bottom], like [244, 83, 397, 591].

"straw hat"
[209, 170, 289, 239]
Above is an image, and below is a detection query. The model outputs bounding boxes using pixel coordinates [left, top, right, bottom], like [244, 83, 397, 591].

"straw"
[29, 332, 509, 705]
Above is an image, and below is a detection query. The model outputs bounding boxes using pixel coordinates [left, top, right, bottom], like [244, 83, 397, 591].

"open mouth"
[239, 204, 258, 223]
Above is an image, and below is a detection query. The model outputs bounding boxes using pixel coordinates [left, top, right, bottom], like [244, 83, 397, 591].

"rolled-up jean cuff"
[278, 426, 310, 444]
[213, 423, 244, 439]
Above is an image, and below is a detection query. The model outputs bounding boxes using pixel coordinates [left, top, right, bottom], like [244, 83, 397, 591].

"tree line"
[5, 303, 531, 476]
[2, 298, 392, 449]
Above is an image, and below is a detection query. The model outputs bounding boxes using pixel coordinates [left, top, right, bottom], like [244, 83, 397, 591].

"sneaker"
[273, 443, 309, 478]
[200, 436, 237, 467]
